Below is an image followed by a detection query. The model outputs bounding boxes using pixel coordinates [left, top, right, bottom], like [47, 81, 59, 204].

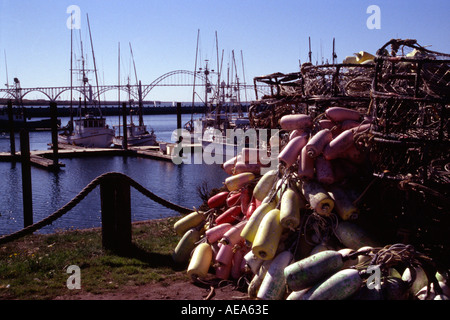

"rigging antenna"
[86, 13, 102, 110]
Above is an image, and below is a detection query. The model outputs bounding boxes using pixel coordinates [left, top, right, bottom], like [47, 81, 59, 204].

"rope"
[0, 172, 192, 245]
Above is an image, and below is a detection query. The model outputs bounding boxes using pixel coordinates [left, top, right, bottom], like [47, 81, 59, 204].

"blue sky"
[0, 0, 449, 102]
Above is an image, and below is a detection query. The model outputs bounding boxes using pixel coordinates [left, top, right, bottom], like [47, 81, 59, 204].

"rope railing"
[0, 172, 192, 245]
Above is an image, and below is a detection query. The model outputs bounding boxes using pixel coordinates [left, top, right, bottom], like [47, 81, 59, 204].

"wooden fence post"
[100, 175, 132, 254]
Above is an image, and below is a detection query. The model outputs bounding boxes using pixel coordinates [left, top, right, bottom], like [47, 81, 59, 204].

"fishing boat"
[59, 112, 114, 147]
[112, 43, 157, 148]
[112, 105, 157, 148]
[113, 123, 157, 147]
[58, 14, 114, 148]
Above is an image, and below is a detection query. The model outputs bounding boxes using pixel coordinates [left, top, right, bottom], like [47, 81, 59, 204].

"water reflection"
[0, 155, 228, 235]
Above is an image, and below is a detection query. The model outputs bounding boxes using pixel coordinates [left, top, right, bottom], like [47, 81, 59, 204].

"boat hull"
[113, 134, 157, 147]
[200, 138, 239, 163]
[58, 129, 115, 148]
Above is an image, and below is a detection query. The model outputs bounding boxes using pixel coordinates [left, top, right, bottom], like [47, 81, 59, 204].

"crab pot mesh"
[372, 39, 450, 99]
[368, 40, 449, 186]
[301, 63, 375, 98]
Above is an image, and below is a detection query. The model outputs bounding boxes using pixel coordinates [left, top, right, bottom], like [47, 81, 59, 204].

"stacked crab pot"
[171, 106, 449, 300]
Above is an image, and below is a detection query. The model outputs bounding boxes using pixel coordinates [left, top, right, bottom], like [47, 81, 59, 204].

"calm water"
[0, 113, 229, 236]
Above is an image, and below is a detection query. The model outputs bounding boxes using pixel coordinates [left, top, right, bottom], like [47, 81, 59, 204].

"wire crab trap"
[249, 63, 375, 129]
[368, 39, 450, 187]
[363, 40, 450, 264]
[300, 61, 375, 99]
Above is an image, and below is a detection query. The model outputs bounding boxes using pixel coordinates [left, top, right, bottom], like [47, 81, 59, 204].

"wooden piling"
[177, 102, 182, 130]
[100, 175, 132, 254]
[20, 129, 33, 227]
[50, 101, 59, 169]
[7, 100, 16, 158]
[122, 102, 128, 150]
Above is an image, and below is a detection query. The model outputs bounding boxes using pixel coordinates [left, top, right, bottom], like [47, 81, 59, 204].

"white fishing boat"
[58, 14, 114, 148]
[113, 122, 157, 147]
[58, 114, 114, 148]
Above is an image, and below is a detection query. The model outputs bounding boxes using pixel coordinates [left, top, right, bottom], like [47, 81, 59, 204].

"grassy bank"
[0, 217, 187, 300]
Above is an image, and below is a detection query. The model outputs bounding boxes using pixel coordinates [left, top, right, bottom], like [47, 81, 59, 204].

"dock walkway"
[0, 143, 201, 169]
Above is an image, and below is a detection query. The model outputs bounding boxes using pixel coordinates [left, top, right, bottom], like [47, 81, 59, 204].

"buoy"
[327, 185, 359, 220]
[241, 200, 277, 244]
[257, 251, 293, 300]
[315, 156, 335, 185]
[301, 180, 334, 216]
[243, 250, 263, 273]
[305, 129, 332, 158]
[174, 210, 206, 236]
[215, 243, 234, 266]
[279, 114, 313, 131]
[220, 220, 247, 246]
[215, 205, 242, 225]
[187, 243, 213, 279]
[325, 106, 361, 123]
[224, 172, 256, 191]
[172, 228, 201, 264]
[252, 208, 283, 260]
[298, 146, 315, 180]
[284, 250, 344, 291]
[205, 223, 233, 244]
[207, 191, 229, 209]
[279, 187, 303, 230]
[307, 268, 363, 300]
[278, 134, 309, 168]
[334, 222, 378, 250]
[252, 169, 278, 202]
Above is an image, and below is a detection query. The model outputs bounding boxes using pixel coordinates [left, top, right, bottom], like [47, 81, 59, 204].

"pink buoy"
[215, 243, 234, 266]
[278, 133, 308, 168]
[205, 223, 233, 244]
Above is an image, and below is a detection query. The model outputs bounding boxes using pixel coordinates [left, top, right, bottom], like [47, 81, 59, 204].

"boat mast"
[240, 50, 248, 104]
[191, 29, 200, 124]
[118, 42, 121, 137]
[232, 50, 241, 116]
[4, 50, 9, 90]
[86, 13, 102, 116]
[129, 42, 143, 126]
[308, 37, 312, 63]
[69, 12, 74, 132]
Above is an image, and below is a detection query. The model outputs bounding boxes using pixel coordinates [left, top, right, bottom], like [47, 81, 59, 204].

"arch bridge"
[0, 70, 264, 103]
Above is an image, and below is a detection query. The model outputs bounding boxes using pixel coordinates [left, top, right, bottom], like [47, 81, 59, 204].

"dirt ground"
[54, 273, 250, 300]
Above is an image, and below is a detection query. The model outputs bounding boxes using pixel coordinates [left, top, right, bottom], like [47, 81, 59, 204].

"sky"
[0, 0, 449, 102]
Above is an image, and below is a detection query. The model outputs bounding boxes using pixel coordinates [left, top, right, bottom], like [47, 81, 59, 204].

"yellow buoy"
[187, 243, 213, 279]
[252, 169, 278, 201]
[224, 172, 256, 191]
[354, 51, 375, 64]
[252, 209, 283, 260]
[173, 210, 206, 236]
[240, 200, 277, 244]
[301, 180, 334, 216]
[280, 187, 304, 230]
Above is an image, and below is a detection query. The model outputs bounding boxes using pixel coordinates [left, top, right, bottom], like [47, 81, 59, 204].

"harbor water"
[0, 113, 229, 236]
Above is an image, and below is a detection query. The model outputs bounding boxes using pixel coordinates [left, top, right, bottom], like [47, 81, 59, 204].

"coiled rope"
[0, 172, 192, 245]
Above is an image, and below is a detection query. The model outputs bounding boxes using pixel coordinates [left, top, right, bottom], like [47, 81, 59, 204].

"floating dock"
[0, 142, 202, 169]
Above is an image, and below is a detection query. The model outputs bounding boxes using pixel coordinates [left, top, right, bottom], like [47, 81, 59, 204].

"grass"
[0, 216, 188, 300]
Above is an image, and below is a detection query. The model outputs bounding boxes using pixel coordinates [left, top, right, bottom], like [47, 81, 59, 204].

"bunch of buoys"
[171, 105, 448, 300]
